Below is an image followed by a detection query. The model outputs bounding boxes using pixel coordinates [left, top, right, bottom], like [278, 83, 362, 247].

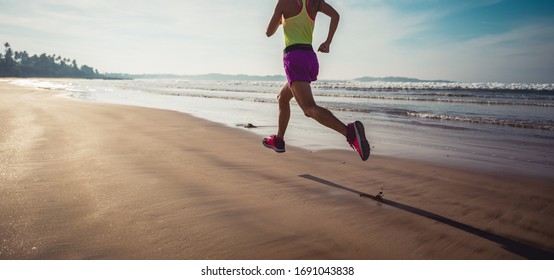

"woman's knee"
[301, 104, 318, 118]
[278, 87, 293, 104]
[278, 94, 292, 108]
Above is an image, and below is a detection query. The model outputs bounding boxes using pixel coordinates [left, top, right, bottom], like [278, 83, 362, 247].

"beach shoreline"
[1, 79, 553, 259]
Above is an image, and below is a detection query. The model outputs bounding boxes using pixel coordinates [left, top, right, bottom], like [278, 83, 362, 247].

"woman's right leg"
[290, 81, 347, 137]
[291, 81, 370, 160]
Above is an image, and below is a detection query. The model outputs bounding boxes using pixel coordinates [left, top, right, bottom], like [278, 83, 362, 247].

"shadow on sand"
[299, 174, 554, 260]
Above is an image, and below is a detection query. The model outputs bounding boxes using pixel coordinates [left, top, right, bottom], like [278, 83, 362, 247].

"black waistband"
[284, 44, 313, 54]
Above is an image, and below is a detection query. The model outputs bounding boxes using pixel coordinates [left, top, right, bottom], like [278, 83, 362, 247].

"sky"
[1, 0, 553, 83]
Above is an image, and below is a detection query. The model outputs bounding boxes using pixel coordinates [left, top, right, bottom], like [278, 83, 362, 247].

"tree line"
[0, 42, 106, 78]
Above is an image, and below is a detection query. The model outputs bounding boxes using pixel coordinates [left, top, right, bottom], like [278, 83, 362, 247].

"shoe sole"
[354, 121, 370, 161]
[263, 140, 286, 153]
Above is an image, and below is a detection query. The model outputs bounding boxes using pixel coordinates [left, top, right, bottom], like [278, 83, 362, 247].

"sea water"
[12, 79, 554, 178]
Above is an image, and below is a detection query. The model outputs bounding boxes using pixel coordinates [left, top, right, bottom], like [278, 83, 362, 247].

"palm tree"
[14, 51, 22, 63]
[21, 51, 29, 65]
[4, 42, 10, 58]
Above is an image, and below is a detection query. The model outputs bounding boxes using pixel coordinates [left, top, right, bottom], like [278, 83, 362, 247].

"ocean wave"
[10, 79, 72, 91]
[313, 93, 554, 107]
[128, 81, 554, 107]
[117, 83, 554, 107]
[314, 81, 554, 92]
[406, 111, 554, 131]
[153, 79, 554, 92]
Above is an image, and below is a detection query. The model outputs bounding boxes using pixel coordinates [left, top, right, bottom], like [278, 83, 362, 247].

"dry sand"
[1, 80, 553, 259]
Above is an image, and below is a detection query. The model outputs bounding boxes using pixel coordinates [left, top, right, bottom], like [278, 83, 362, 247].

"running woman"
[264, 0, 370, 161]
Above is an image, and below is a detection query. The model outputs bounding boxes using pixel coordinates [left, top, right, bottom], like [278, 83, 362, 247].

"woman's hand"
[318, 41, 331, 53]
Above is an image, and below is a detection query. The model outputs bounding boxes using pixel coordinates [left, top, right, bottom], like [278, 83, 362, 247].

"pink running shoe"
[263, 135, 286, 153]
[347, 121, 370, 161]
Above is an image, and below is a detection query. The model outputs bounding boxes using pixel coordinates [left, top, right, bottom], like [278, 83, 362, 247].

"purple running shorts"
[283, 50, 319, 85]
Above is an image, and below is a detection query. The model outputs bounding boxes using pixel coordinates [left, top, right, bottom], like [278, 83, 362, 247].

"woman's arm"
[266, 0, 284, 37]
[317, 0, 340, 53]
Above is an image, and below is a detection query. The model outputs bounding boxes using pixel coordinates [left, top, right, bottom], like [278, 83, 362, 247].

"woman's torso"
[282, 0, 320, 47]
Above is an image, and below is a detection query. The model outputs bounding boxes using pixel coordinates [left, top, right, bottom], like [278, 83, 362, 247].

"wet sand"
[1, 80, 553, 259]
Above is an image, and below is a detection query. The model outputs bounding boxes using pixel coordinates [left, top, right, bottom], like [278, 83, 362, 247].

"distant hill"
[354, 76, 453, 83]
[104, 74, 454, 83]
[189, 73, 286, 81]
[101, 71, 460, 83]
[106, 73, 287, 81]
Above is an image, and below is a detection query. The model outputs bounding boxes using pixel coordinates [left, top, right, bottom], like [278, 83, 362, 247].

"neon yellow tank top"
[283, 0, 315, 47]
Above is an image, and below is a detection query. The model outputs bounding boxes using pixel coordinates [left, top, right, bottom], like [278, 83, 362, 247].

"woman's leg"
[290, 81, 347, 137]
[277, 83, 293, 139]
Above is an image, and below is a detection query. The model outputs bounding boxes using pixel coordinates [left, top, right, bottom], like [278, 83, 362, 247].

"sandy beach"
[1, 79, 553, 260]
